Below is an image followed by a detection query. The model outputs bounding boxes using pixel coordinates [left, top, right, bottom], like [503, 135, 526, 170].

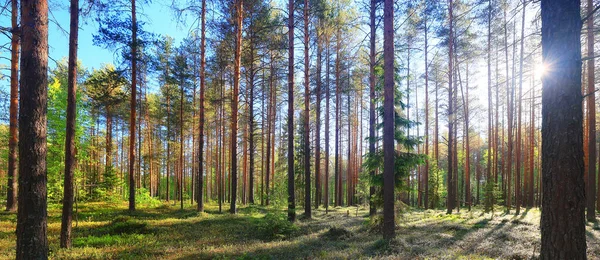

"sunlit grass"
[0, 202, 599, 259]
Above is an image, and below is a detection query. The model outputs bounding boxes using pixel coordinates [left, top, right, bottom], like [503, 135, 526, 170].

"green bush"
[105, 217, 149, 235]
[322, 227, 353, 240]
[255, 213, 298, 240]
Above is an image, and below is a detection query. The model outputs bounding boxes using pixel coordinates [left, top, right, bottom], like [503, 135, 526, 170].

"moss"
[321, 227, 353, 240]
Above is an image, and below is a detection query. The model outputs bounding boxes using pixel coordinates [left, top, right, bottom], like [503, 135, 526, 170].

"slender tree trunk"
[249, 75, 255, 205]
[516, 0, 526, 215]
[260, 72, 266, 206]
[423, 13, 429, 211]
[325, 36, 331, 212]
[16, 0, 48, 258]
[528, 83, 534, 208]
[265, 52, 274, 206]
[335, 25, 341, 208]
[128, 0, 137, 212]
[315, 20, 322, 209]
[270, 81, 276, 202]
[60, 0, 78, 248]
[486, 0, 492, 212]
[303, 0, 311, 217]
[446, 0, 455, 215]
[106, 108, 113, 174]
[230, 0, 243, 214]
[242, 99, 248, 204]
[6, 0, 19, 213]
[287, 0, 296, 221]
[179, 74, 184, 210]
[540, 0, 586, 258]
[197, 0, 206, 212]
[218, 86, 223, 211]
[586, 0, 596, 222]
[464, 63, 470, 211]
[369, 0, 377, 215]
[382, 0, 395, 240]
[166, 94, 171, 202]
[505, 8, 512, 212]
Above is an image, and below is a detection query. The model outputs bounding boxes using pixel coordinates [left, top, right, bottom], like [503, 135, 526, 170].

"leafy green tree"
[83, 65, 128, 195]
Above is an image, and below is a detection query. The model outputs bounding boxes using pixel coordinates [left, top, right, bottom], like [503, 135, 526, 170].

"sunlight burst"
[535, 62, 546, 79]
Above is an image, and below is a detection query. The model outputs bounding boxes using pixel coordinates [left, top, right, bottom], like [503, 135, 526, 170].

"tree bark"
[325, 36, 330, 212]
[128, 0, 137, 212]
[586, 0, 596, 222]
[315, 19, 322, 209]
[423, 8, 429, 211]
[516, 0, 526, 215]
[382, 0, 395, 240]
[446, 0, 455, 215]
[60, 0, 78, 248]
[230, 0, 243, 214]
[335, 25, 341, 207]
[287, 0, 296, 221]
[16, 0, 48, 258]
[504, 7, 512, 212]
[197, 0, 206, 212]
[369, 0, 377, 215]
[303, 0, 311, 218]
[6, 0, 19, 213]
[540, 0, 586, 258]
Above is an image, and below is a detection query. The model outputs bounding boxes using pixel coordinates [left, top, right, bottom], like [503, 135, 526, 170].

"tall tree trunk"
[247, 48, 255, 205]
[287, 0, 296, 221]
[106, 108, 113, 175]
[335, 25, 341, 208]
[325, 36, 331, 212]
[260, 71, 266, 206]
[315, 20, 322, 209]
[179, 75, 185, 210]
[423, 11, 429, 211]
[166, 94, 171, 202]
[516, 0, 526, 215]
[382, 0, 395, 240]
[265, 52, 274, 206]
[486, 0, 492, 212]
[218, 85, 223, 211]
[242, 96, 248, 204]
[540, 0, 586, 258]
[303, 0, 311, 218]
[369, 0, 377, 215]
[128, 0, 137, 212]
[197, 0, 206, 212]
[230, 0, 243, 214]
[6, 0, 19, 213]
[464, 63, 470, 211]
[60, 0, 78, 248]
[504, 7, 512, 212]
[446, 0, 455, 215]
[16, 0, 48, 258]
[528, 83, 534, 208]
[249, 75, 255, 205]
[586, 0, 596, 222]
[270, 78, 276, 203]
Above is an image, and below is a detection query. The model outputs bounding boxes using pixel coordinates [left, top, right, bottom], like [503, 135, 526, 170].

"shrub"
[106, 217, 149, 235]
[322, 227, 353, 240]
[255, 213, 298, 240]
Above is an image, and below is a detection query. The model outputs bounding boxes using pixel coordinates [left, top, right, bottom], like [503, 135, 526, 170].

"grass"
[1, 202, 600, 259]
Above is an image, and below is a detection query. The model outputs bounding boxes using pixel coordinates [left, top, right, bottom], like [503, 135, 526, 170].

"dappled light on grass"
[1, 203, 600, 259]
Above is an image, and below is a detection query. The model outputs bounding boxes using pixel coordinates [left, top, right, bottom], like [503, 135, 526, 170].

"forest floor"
[1, 202, 600, 259]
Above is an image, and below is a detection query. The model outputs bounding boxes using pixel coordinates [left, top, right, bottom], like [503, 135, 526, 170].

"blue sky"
[48, 1, 194, 71]
[0, 1, 195, 92]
